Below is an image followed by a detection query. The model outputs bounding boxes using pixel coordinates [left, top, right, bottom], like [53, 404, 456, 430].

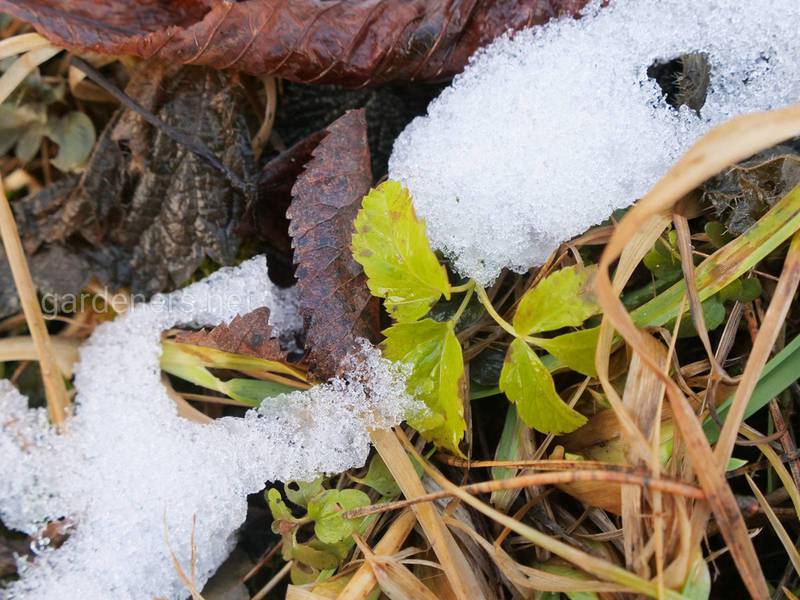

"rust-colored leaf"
[288, 108, 379, 379]
[0, 0, 590, 86]
[173, 307, 286, 362]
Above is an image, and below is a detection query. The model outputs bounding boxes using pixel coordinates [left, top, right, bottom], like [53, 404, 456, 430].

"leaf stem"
[475, 286, 518, 338]
[450, 281, 475, 324]
[449, 281, 473, 293]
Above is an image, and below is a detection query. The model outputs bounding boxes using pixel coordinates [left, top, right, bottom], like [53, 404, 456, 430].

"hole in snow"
[647, 52, 710, 113]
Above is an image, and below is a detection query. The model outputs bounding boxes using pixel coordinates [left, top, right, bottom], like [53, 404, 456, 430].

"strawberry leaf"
[381, 319, 466, 454]
[352, 180, 450, 323]
[499, 338, 586, 434]
[513, 265, 600, 335]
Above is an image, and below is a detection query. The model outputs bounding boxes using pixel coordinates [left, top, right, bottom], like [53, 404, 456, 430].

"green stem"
[450, 281, 475, 324]
[449, 281, 473, 293]
[475, 286, 518, 338]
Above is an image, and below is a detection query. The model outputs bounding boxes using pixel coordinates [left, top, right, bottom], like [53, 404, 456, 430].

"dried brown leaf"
[173, 307, 286, 362]
[0, 1, 591, 86]
[288, 109, 379, 379]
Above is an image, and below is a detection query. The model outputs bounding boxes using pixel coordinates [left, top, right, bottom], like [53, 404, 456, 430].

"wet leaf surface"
[288, 109, 379, 379]
[0, 0, 591, 86]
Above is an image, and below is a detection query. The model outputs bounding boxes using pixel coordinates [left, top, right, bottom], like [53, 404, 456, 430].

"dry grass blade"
[0, 32, 51, 60]
[595, 104, 800, 598]
[337, 511, 417, 600]
[351, 534, 440, 600]
[715, 232, 800, 465]
[596, 211, 671, 460]
[0, 179, 70, 426]
[0, 44, 61, 104]
[369, 429, 486, 600]
[745, 474, 800, 577]
[740, 424, 800, 518]
[445, 517, 626, 594]
[252, 560, 292, 600]
[621, 334, 667, 576]
[343, 469, 703, 520]
[0, 335, 80, 378]
[395, 430, 684, 598]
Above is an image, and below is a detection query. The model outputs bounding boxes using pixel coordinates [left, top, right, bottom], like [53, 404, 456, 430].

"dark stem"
[70, 57, 252, 196]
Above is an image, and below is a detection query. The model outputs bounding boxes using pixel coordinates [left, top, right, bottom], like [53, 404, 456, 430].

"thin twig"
[69, 57, 252, 196]
[0, 178, 69, 426]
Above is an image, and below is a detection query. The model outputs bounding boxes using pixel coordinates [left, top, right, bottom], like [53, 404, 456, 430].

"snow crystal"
[0, 256, 416, 599]
[389, 0, 800, 284]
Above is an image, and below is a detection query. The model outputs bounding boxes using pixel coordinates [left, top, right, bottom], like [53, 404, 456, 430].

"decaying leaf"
[288, 109, 379, 379]
[173, 307, 286, 362]
[275, 83, 442, 177]
[0, 0, 591, 86]
[0, 62, 254, 317]
[242, 130, 327, 285]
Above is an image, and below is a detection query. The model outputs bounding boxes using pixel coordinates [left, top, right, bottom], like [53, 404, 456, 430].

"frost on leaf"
[382, 319, 466, 455]
[389, 0, 800, 284]
[0, 256, 415, 599]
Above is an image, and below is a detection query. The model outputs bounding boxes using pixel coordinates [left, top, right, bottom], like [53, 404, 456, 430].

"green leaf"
[532, 327, 599, 377]
[267, 488, 295, 524]
[285, 478, 325, 508]
[705, 333, 800, 443]
[224, 378, 297, 406]
[382, 319, 467, 453]
[670, 295, 726, 338]
[681, 554, 711, 600]
[15, 123, 43, 162]
[720, 277, 761, 304]
[350, 455, 401, 498]
[500, 338, 586, 434]
[643, 231, 682, 282]
[352, 180, 450, 322]
[705, 221, 733, 248]
[513, 265, 600, 335]
[291, 543, 340, 571]
[307, 489, 371, 544]
[46, 111, 95, 172]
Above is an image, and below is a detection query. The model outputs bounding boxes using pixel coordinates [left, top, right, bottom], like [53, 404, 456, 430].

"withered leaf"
[0, 0, 590, 86]
[241, 130, 327, 287]
[0, 62, 254, 318]
[274, 83, 443, 177]
[174, 307, 286, 362]
[288, 109, 379, 379]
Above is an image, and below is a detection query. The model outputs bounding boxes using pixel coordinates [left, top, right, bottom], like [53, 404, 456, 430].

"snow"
[389, 0, 800, 285]
[0, 256, 416, 599]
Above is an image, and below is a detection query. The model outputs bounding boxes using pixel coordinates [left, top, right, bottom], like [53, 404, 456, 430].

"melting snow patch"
[389, 0, 800, 285]
[0, 256, 415, 599]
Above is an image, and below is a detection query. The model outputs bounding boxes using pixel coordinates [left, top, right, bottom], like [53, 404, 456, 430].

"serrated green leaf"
[382, 319, 466, 453]
[705, 221, 733, 248]
[513, 265, 600, 335]
[352, 180, 450, 322]
[532, 327, 599, 377]
[500, 338, 586, 434]
[720, 277, 761, 304]
[46, 111, 95, 172]
[308, 489, 371, 544]
[350, 455, 401, 497]
[285, 478, 325, 508]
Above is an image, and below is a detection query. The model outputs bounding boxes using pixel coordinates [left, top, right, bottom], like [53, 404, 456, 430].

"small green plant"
[352, 180, 601, 453]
